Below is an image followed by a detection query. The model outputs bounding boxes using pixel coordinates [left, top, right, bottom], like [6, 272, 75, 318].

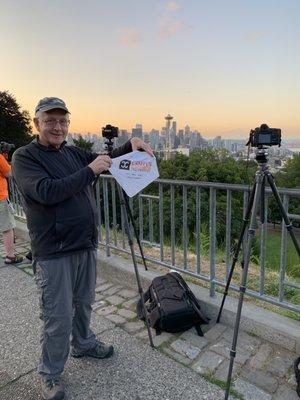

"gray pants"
[35, 250, 97, 378]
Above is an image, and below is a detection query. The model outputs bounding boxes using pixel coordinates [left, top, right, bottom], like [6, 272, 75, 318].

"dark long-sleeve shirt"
[12, 138, 132, 260]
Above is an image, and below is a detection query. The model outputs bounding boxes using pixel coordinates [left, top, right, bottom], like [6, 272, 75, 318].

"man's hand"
[88, 155, 112, 175]
[130, 138, 154, 156]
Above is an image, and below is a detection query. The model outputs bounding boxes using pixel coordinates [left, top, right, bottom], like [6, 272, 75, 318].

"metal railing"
[10, 176, 300, 312]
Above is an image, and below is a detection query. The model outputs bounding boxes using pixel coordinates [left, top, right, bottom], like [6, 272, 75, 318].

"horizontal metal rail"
[9, 176, 300, 313]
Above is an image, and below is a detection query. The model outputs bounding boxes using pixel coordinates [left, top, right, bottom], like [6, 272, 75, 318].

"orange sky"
[1, 1, 300, 139]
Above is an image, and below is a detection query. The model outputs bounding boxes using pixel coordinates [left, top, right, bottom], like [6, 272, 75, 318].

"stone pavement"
[0, 237, 299, 400]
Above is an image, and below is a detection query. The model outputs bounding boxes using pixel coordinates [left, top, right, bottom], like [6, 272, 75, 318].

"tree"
[276, 154, 300, 188]
[0, 91, 32, 148]
[73, 135, 93, 151]
[269, 154, 300, 225]
[138, 150, 258, 244]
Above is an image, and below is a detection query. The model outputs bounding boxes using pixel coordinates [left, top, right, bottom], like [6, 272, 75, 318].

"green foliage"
[249, 236, 260, 265]
[276, 154, 300, 188]
[0, 91, 32, 149]
[158, 149, 256, 184]
[268, 154, 300, 224]
[148, 149, 257, 245]
[73, 135, 93, 151]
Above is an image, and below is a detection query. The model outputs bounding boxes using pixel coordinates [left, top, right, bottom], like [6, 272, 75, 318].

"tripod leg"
[217, 183, 256, 323]
[260, 176, 266, 224]
[116, 185, 155, 348]
[122, 191, 148, 271]
[224, 174, 262, 400]
[267, 174, 300, 256]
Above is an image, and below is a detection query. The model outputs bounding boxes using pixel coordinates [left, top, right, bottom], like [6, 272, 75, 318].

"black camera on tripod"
[247, 124, 281, 147]
[102, 124, 119, 140]
[0, 141, 15, 154]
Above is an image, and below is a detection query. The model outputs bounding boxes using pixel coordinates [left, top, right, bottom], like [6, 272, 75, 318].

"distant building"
[184, 125, 190, 146]
[223, 139, 245, 153]
[117, 129, 129, 146]
[176, 147, 190, 157]
[178, 129, 184, 146]
[132, 124, 143, 139]
[212, 136, 224, 149]
[149, 129, 160, 150]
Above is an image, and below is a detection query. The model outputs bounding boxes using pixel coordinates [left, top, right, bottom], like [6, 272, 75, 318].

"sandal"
[4, 255, 23, 264]
[295, 356, 300, 398]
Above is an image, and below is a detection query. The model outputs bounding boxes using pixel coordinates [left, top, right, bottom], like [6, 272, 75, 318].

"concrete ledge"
[97, 252, 300, 353]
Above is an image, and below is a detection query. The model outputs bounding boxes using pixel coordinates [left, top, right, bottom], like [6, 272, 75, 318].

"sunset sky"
[1, 0, 299, 139]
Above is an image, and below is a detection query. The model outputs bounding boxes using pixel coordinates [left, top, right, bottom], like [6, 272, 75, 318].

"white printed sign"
[109, 151, 159, 197]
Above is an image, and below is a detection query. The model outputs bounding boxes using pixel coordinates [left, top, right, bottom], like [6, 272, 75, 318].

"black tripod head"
[255, 146, 269, 165]
[102, 124, 119, 157]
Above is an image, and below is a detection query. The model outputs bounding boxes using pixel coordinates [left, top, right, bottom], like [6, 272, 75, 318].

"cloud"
[165, 1, 181, 12]
[245, 30, 269, 43]
[118, 27, 142, 48]
[158, 17, 192, 39]
[158, 3, 191, 39]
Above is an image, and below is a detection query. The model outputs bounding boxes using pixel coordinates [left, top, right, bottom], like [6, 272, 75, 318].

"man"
[12, 97, 153, 400]
[0, 144, 23, 264]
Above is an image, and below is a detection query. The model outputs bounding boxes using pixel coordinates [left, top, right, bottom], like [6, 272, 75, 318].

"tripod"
[101, 137, 155, 348]
[216, 147, 300, 399]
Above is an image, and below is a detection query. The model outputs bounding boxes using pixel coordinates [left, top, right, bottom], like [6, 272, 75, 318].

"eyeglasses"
[42, 119, 70, 127]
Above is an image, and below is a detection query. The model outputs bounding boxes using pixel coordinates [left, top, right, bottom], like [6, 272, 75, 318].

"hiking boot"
[71, 341, 114, 359]
[40, 376, 65, 400]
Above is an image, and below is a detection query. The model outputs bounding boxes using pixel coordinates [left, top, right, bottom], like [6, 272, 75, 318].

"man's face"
[34, 109, 70, 149]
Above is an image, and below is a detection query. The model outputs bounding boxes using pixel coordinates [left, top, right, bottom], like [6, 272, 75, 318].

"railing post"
[279, 195, 289, 302]
[259, 194, 267, 295]
[159, 183, 164, 261]
[95, 179, 102, 243]
[225, 189, 232, 279]
[209, 187, 216, 297]
[196, 187, 201, 274]
[170, 185, 176, 266]
[182, 185, 188, 270]
[111, 179, 117, 247]
[138, 195, 143, 244]
[103, 179, 110, 257]
[149, 198, 154, 244]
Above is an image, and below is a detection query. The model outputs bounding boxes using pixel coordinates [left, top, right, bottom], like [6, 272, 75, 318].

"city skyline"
[1, 1, 299, 139]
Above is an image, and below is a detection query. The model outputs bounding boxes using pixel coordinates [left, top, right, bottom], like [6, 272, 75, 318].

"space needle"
[165, 114, 173, 151]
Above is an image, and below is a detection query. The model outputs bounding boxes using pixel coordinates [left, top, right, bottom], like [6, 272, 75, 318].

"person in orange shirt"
[0, 145, 23, 264]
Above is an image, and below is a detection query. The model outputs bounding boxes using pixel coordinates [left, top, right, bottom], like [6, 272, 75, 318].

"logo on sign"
[119, 160, 131, 170]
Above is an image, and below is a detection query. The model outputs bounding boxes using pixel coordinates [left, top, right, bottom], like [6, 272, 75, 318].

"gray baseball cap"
[35, 97, 70, 114]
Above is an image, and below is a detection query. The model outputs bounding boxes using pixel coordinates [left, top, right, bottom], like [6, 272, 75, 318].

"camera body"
[0, 141, 15, 154]
[249, 124, 281, 147]
[102, 124, 119, 140]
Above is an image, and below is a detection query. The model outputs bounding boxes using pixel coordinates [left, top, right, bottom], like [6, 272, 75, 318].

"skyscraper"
[132, 123, 143, 139]
[165, 114, 173, 151]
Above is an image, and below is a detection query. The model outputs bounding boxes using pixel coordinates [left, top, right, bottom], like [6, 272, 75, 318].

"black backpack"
[136, 272, 209, 336]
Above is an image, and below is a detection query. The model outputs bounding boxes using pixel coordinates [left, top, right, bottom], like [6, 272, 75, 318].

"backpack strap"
[136, 288, 151, 320]
[194, 323, 204, 337]
[170, 272, 210, 325]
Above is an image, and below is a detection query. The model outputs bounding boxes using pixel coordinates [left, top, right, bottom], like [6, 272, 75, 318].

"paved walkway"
[0, 238, 299, 400]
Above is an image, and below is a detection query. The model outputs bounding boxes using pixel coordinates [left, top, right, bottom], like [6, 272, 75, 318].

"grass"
[263, 230, 300, 276]
[156, 346, 243, 399]
[201, 373, 244, 400]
